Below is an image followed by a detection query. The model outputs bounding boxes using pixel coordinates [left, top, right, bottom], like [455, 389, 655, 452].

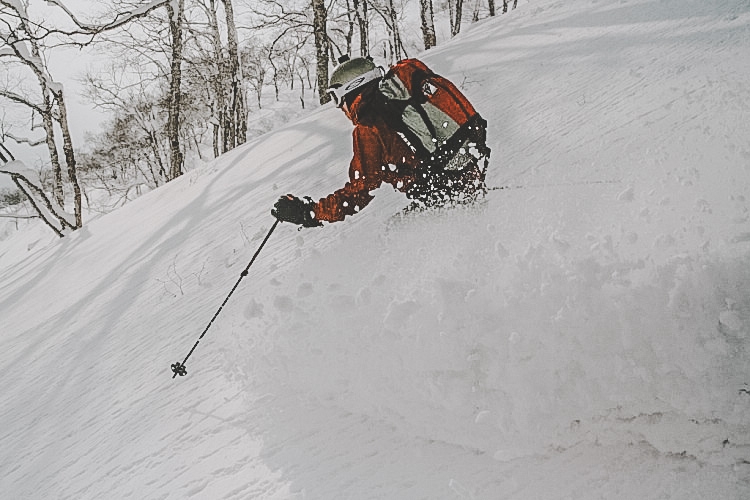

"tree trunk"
[312, 0, 330, 105]
[419, 0, 436, 50]
[54, 89, 83, 228]
[450, 0, 464, 36]
[11, 176, 64, 237]
[386, 0, 402, 61]
[3, 7, 81, 229]
[212, 123, 220, 158]
[353, 0, 369, 56]
[204, 0, 227, 156]
[344, 0, 355, 56]
[0, 147, 67, 236]
[40, 98, 65, 207]
[27, 36, 65, 207]
[222, 0, 246, 146]
[166, 0, 184, 180]
[1, 171, 73, 238]
[489, 0, 496, 16]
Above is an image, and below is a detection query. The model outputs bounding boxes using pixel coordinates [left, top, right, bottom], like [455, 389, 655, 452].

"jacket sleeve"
[312, 125, 385, 223]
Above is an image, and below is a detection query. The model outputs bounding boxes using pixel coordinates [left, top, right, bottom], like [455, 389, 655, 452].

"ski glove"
[271, 194, 322, 227]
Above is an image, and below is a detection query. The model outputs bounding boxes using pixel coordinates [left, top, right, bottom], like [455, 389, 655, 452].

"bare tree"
[450, 0, 464, 37]
[241, 41, 269, 110]
[83, 57, 175, 179]
[191, 0, 247, 156]
[386, 0, 402, 60]
[353, 0, 369, 56]
[2, 0, 196, 232]
[46, 0, 187, 180]
[165, 0, 184, 180]
[222, 0, 247, 147]
[0, 143, 75, 237]
[247, 0, 327, 103]
[366, 0, 406, 63]
[419, 0, 436, 50]
[77, 109, 171, 208]
[0, 0, 83, 228]
[312, 0, 330, 104]
[80, 72, 174, 188]
[192, 0, 229, 157]
[340, 0, 356, 56]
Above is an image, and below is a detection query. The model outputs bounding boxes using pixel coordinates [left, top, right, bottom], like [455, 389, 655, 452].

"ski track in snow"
[1, 0, 750, 498]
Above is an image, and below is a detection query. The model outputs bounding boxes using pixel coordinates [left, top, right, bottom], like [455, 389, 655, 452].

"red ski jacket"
[312, 91, 419, 223]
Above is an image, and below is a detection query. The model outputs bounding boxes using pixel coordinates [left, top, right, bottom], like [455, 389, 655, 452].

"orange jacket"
[312, 92, 418, 223]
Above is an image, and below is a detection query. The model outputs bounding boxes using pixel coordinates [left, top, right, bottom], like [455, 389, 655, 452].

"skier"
[271, 56, 490, 227]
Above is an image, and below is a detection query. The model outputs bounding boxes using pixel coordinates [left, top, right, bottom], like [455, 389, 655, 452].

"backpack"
[378, 59, 490, 173]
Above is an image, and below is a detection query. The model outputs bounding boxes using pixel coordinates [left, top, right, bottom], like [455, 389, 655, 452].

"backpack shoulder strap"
[381, 59, 433, 100]
[379, 60, 439, 151]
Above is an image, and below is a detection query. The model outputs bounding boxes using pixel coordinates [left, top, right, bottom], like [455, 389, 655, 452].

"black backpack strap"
[381, 99, 433, 158]
[412, 102, 440, 145]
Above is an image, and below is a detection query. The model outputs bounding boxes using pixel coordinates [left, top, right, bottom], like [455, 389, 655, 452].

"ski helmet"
[328, 56, 384, 108]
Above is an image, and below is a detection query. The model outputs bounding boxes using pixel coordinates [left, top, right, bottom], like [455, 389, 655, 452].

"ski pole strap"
[171, 218, 280, 378]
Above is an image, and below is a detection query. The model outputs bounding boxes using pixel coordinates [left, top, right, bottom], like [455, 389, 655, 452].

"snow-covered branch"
[0, 88, 44, 114]
[1, 1, 172, 44]
[3, 131, 47, 147]
[43, 0, 172, 35]
[0, 155, 75, 237]
[0, 15, 62, 94]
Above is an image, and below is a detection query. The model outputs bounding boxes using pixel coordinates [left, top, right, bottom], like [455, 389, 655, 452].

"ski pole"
[171, 218, 281, 379]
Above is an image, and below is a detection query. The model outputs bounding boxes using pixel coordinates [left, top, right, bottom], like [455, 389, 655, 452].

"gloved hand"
[271, 194, 322, 227]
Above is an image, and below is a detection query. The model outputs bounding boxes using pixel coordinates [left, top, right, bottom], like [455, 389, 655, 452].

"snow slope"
[2, 0, 750, 498]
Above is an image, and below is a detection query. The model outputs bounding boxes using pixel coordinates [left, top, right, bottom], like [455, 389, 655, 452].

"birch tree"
[419, 0, 436, 50]
[353, 0, 369, 56]
[312, 0, 330, 104]
[0, 142, 76, 237]
[222, 0, 246, 147]
[449, 0, 464, 37]
[385, 0, 402, 61]
[81, 72, 173, 189]
[165, 0, 184, 179]
[193, 0, 228, 158]
[241, 41, 269, 110]
[194, 0, 246, 155]
[366, 0, 405, 63]
[0, 0, 83, 228]
[46, 0, 187, 180]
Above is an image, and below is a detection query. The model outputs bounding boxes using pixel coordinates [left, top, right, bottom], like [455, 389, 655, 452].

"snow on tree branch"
[3, 131, 47, 147]
[42, 0, 172, 35]
[0, 89, 44, 114]
[0, 150, 76, 237]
